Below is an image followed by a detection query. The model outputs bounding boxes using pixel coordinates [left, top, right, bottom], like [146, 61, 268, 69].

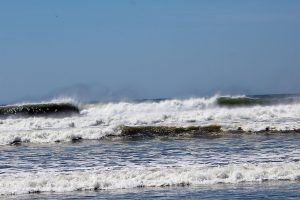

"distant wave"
[0, 103, 80, 117]
[217, 95, 300, 107]
[217, 97, 267, 106]
[1, 162, 299, 195]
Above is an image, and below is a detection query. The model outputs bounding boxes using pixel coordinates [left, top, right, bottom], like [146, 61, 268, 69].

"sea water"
[0, 95, 299, 199]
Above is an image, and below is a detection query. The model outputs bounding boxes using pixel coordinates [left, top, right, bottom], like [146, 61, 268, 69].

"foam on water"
[0, 95, 300, 144]
[0, 162, 299, 195]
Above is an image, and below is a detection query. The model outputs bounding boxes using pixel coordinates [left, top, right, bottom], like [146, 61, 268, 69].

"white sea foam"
[0, 96, 300, 144]
[0, 163, 299, 195]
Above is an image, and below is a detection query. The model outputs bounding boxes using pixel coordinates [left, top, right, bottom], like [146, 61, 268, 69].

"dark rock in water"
[71, 136, 82, 142]
[10, 137, 22, 145]
[294, 129, 300, 133]
[229, 127, 245, 134]
[94, 183, 100, 190]
[28, 190, 41, 194]
[237, 127, 243, 131]
[0, 103, 79, 117]
[186, 119, 196, 123]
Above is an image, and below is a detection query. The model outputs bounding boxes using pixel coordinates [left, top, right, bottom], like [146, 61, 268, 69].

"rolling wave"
[217, 95, 300, 107]
[217, 97, 267, 106]
[0, 103, 79, 117]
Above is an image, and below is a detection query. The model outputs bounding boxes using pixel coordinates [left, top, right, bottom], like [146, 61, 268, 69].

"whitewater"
[0, 95, 299, 198]
[0, 95, 300, 145]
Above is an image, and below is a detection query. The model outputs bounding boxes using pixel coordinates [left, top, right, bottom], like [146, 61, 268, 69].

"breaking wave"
[0, 94, 299, 145]
[0, 162, 299, 195]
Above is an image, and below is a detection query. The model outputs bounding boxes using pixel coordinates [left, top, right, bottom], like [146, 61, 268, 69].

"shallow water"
[1, 134, 299, 174]
[7, 182, 300, 200]
[0, 133, 299, 198]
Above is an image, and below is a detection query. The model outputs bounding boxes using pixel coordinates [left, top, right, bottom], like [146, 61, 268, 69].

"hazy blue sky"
[1, 0, 300, 103]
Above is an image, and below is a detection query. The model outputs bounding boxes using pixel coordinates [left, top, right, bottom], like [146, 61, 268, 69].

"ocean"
[0, 95, 299, 199]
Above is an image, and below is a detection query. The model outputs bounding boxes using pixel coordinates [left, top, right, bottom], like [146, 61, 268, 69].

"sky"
[0, 0, 300, 103]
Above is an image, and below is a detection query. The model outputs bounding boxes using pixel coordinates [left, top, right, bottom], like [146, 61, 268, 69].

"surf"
[0, 94, 299, 145]
[0, 163, 299, 195]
